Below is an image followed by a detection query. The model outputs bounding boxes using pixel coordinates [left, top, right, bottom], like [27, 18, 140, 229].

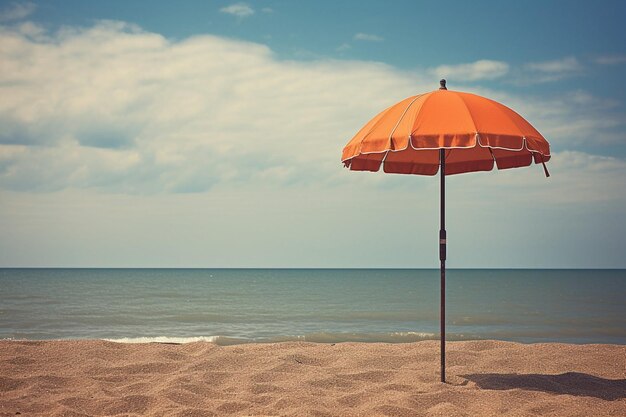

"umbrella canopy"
[342, 80, 550, 383]
[342, 80, 550, 176]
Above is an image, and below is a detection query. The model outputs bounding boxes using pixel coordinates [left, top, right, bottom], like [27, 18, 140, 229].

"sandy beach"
[0, 340, 624, 416]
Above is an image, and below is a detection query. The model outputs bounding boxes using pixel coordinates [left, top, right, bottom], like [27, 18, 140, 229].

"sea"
[1, 269, 624, 345]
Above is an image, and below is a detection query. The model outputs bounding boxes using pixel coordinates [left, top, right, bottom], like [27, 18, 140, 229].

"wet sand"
[0, 340, 624, 416]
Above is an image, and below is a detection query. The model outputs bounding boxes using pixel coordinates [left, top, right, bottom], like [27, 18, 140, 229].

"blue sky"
[1, 1, 625, 267]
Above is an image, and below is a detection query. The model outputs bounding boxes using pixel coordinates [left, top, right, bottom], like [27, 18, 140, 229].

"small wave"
[256, 331, 439, 344]
[101, 332, 439, 345]
[104, 336, 218, 344]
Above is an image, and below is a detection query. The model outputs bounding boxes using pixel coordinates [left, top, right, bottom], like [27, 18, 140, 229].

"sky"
[0, 0, 625, 268]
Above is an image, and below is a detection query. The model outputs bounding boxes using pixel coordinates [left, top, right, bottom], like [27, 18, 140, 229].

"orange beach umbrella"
[342, 80, 551, 382]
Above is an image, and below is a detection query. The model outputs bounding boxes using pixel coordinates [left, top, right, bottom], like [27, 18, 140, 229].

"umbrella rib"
[409, 92, 479, 151]
[380, 150, 390, 168]
[389, 94, 424, 146]
[473, 95, 541, 155]
[345, 101, 402, 161]
[343, 95, 428, 162]
[525, 136, 551, 157]
[458, 93, 544, 156]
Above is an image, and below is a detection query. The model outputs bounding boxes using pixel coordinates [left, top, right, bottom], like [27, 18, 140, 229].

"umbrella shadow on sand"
[462, 372, 626, 401]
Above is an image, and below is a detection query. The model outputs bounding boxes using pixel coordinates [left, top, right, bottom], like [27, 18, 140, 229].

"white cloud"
[0, 21, 623, 198]
[516, 56, 584, 84]
[431, 60, 509, 81]
[220, 3, 255, 18]
[594, 54, 626, 65]
[0, 21, 424, 193]
[450, 150, 626, 205]
[0, 22, 625, 268]
[354, 33, 383, 42]
[546, 151, 626, 203]
[525, 56, 582, 73]
[0, 1, 35, 22]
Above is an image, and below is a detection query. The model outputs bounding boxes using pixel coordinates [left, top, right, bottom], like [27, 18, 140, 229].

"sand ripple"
[0, 340, 624, 416]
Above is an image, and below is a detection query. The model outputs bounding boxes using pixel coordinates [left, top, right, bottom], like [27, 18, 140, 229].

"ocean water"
[0, 269, 624, 345]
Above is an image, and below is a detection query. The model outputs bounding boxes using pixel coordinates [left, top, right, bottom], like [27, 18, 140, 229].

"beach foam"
[104, 331, 439, 345]
[104, 336, 219, 344]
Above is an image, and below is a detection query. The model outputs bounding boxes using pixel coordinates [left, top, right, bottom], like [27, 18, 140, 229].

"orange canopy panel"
[342, 88, 551, 175]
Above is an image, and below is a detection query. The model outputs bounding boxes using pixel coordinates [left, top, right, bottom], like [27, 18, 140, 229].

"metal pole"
[437, 80, 448, 383]
[439, 148, 446, 383]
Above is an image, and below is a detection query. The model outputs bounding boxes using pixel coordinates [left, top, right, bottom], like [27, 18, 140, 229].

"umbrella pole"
[439, 148, 446, 383]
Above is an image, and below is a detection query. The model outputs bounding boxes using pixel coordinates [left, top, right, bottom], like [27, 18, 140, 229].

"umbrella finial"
[439, 79, 447, 90]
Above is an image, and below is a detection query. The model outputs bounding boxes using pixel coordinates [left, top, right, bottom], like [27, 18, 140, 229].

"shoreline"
[3, 336, 626, 346]
[1, 339, 624, 416]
